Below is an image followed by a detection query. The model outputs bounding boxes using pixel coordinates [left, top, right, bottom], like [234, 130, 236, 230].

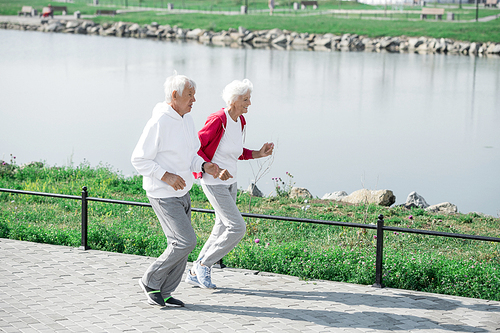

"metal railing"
[1, 186, 499, 288]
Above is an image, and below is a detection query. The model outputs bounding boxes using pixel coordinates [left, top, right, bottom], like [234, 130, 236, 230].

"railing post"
[80, 186, 90, 250]
[372, 214, 384, 288]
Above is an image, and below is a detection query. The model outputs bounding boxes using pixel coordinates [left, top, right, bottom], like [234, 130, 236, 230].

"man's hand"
[203, 162, 220, 179]
[253, 142, 274, 159]
[161, 171, 186, 191]
[218, 169, 233, 181]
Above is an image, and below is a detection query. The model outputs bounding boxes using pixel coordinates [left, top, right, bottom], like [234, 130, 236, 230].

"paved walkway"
[1, 238, 499, 332]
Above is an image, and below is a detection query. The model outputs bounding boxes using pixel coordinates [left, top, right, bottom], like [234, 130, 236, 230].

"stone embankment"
[2, 18, 500, 56]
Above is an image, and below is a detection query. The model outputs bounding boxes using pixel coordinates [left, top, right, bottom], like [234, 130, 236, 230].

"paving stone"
[1, 238, 500, 332]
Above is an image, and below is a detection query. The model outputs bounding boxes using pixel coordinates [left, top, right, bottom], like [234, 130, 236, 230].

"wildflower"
[393, 232, 399, 235]
[408, 215, 413, 220]
[254, 238, 260, 244]
[373, 235, 377, 239]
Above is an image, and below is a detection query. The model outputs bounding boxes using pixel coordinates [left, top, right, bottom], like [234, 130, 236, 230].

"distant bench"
[485, 0, 498, 7]
[420, 7, 444, 20]
[95, 9, 116, 15]
[52, 6, 68, 14]
[40, 5, 68, 17]
[301, 1, 318, 9]
[18, 6, 36, 16]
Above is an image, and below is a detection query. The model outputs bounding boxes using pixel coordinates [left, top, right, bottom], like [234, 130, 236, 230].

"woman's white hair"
[164, 71, 196, 103]
[222, 79, 253, 107]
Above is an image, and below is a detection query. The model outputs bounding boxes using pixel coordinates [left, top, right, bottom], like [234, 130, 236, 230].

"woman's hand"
[218, 169, 233, 181]
[161, 172, 186, 191]
[253, 142, 274, 159]
[204, 162, 220, 179]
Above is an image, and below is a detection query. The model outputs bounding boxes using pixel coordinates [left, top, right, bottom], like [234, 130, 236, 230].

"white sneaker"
[195, 263, 217, 289]
[185, 269, 202, 287]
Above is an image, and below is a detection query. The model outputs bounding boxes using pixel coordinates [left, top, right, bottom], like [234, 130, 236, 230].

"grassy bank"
[1, 0, 500, 42]
[1, 160, 499, 301]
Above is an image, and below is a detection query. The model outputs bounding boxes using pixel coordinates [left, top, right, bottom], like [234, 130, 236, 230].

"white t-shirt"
[201, 109, 243, 186]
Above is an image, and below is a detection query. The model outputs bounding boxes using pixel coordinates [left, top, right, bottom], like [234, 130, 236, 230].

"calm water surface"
[1, 29, 499, 216]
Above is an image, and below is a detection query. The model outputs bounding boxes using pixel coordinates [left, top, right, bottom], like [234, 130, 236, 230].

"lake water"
[1, 29, 499, 216]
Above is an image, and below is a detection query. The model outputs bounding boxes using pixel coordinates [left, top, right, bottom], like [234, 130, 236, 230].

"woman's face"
[231, 91, 251, 115]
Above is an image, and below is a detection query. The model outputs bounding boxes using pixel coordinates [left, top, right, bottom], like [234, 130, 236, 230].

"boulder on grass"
[340, 189, 395, 207]
[425, 202, 457, 215]
[290, 187, 312, 199]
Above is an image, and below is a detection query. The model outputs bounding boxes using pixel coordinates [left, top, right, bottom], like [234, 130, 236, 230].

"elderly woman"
[185, 79, 274, 289]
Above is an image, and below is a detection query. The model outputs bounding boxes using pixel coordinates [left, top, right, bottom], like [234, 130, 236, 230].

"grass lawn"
[1, 161, 499, 301]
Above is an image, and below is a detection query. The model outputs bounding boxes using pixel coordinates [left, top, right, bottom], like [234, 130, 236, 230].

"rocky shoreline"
[245, 181, 463, 216]
[2, 17, 500, 56]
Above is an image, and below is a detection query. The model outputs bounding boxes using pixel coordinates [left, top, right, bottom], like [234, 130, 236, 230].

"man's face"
[172, 84, 196, 116]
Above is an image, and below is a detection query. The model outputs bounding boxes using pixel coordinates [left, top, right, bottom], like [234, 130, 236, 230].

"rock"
[322, 191, 348, 201]
[212, 33, 232, 44]
[493, 43, 500, 54]
[45, 22, 62, 32]
[229, 32, 244, 42]
[175, 28, 187, 39]
[75, 26, 86, 34]
[425, 202, 458, 214]
[66, 21, 79, 29]
[408, 38, 423, 49]
[242, 32, 255, 43]
[470, 42, 480, 54]
[486, 43, 499, 54]
[313, 37, 332, 48]
[128, 23, 140, 32]
[199, 33, 212, 43]
[266, 28, 282, 39]
[340, 189, 395, 207]
[291, 37, 308, 46]
[238, 26, 250, 35]
[404, 191, 429, 209]
[272, 34, 287, 45]
[246, 183, 263, 197]
[186, 28, 204, 39]
[290, 187, 313, 199]
[253, 36, 271, 44]
[379, 37, 397, 49]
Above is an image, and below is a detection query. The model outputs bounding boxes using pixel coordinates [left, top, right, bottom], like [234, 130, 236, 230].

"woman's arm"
[252, 142, 274, 159]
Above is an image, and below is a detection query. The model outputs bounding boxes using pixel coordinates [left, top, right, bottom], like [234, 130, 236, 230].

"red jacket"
[194, 108, 254, 179]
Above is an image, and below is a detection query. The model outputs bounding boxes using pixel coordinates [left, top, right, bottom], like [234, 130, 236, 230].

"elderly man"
[131, 72, 220, 307]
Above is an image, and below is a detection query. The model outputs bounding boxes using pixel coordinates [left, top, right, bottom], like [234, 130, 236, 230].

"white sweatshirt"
[131, 102, 204, 198]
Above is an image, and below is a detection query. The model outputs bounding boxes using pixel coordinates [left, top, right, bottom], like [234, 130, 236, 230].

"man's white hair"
[222, 79, 253, 107]
[164, 71, 196, 103]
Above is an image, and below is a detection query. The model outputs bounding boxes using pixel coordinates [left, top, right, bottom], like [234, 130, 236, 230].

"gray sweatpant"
[142, 193, 196, 299]
[197, 183, 246, 267]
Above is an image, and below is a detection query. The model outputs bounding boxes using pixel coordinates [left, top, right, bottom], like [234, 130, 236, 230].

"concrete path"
[1, 238, 499, 332]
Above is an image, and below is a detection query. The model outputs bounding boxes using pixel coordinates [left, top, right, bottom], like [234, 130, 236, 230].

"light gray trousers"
[142, 193, 196, 299]
[198, 183, 246, 267]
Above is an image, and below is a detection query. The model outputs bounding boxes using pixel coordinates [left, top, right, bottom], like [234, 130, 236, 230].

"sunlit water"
[1, 29, 499, 216]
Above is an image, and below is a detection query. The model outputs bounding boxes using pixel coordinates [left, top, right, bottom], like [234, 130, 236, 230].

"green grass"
[1, 160, 499, 301]
[2, 0, 500, 42]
